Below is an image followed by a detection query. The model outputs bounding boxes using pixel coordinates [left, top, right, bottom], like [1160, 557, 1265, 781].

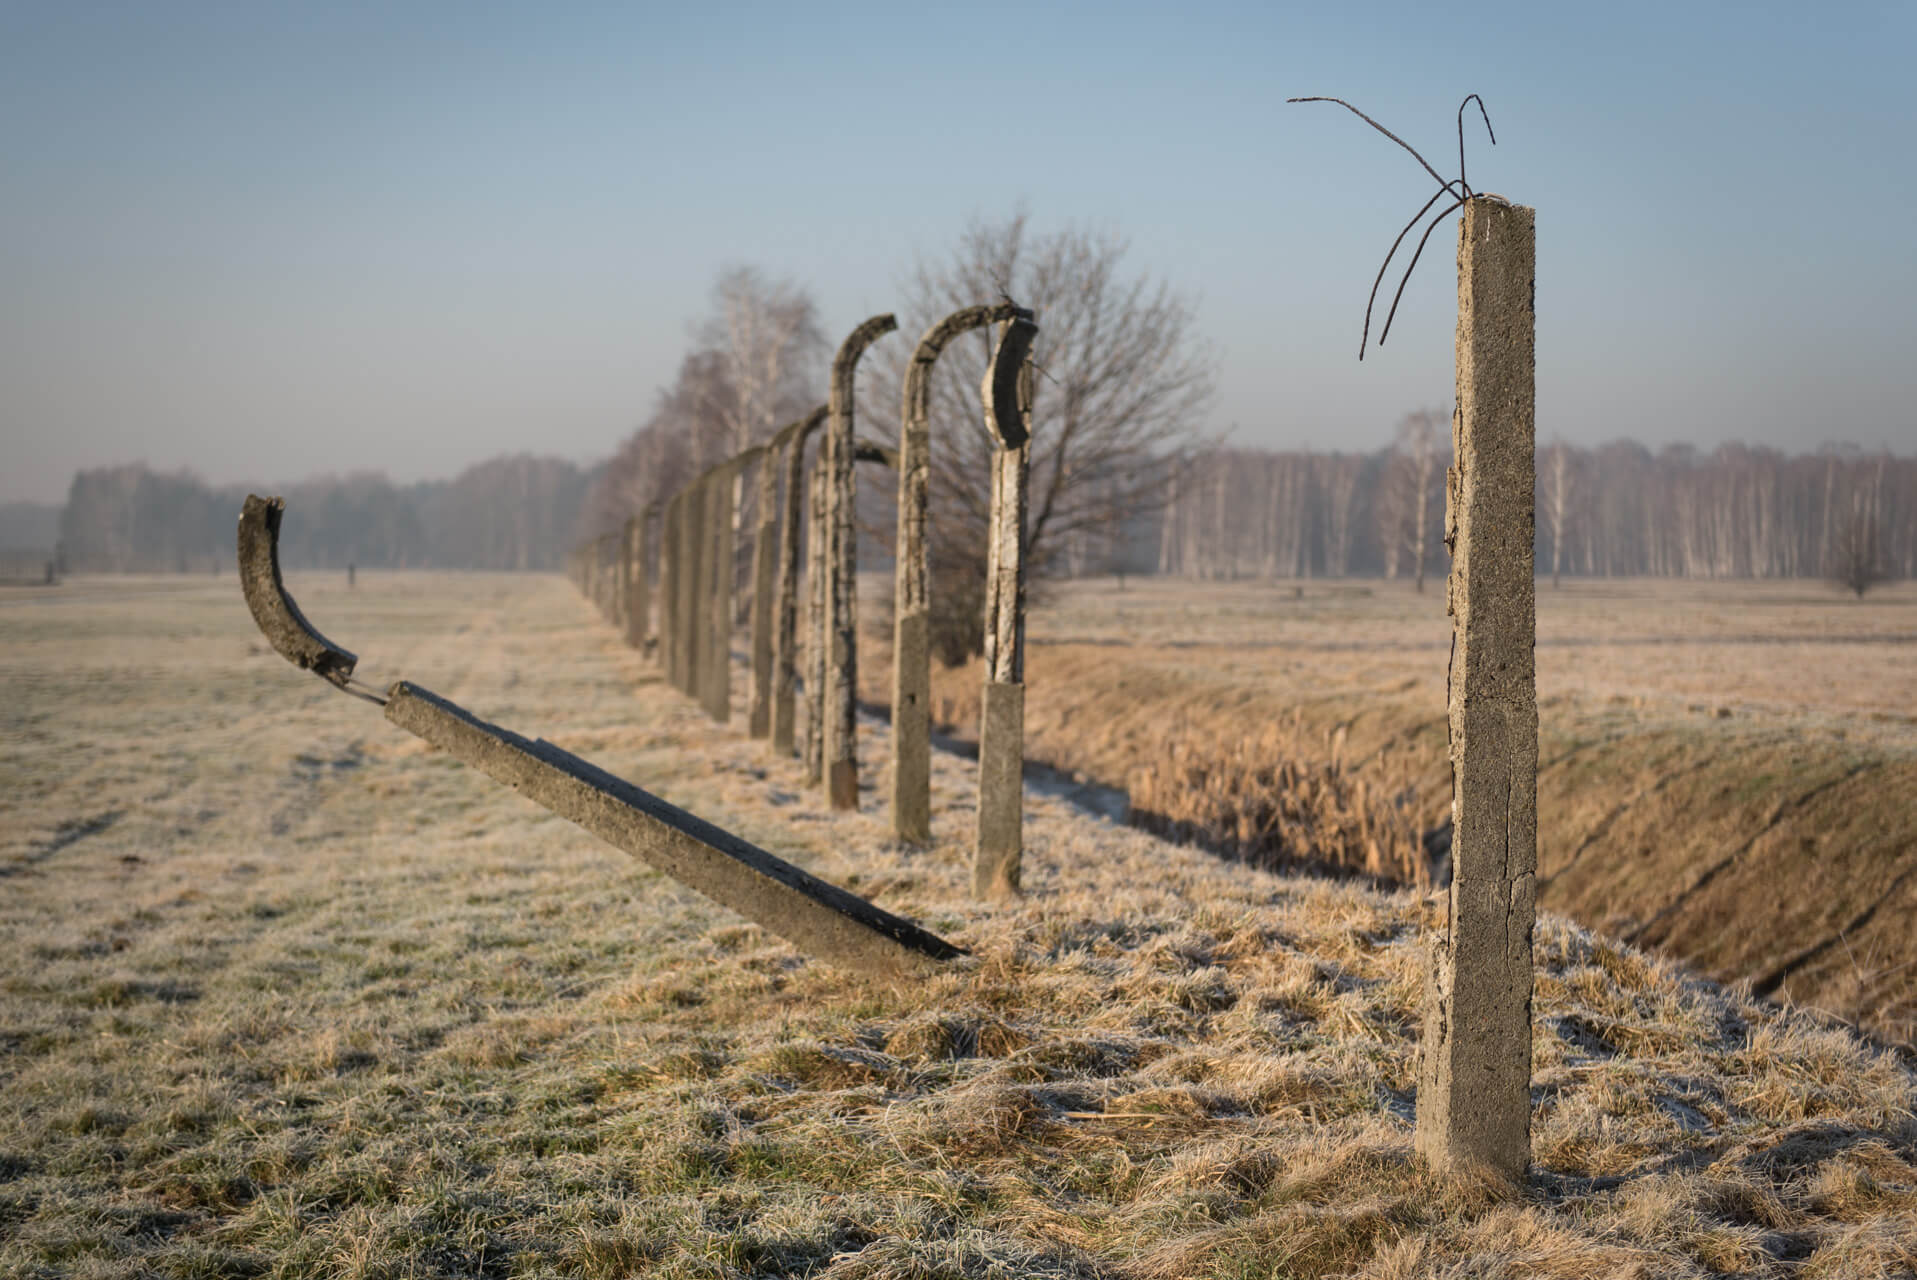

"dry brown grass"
[1128, 713, 1429, 889]
[868, 575, 1917, 1048]
[2, 573, 1913, 1277]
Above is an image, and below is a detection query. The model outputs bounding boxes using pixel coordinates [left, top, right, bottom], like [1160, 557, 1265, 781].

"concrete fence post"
[748, 449, 780, 737]
[706, 451, 762, 722]
[662, 494, 682, 686]
[973, 313, 1040, 899]
[771, 408, 827, 755]
[628, 505, 655, 654]
[703, 466, 732, 720]
[1417, 195, 1538, 1186]
[803, 456, 829, 787]
[679, 482, 707, 700]
[617, 516, 637, 639]
[823, 313, 899, 810]
[891, 303, 1025, 846]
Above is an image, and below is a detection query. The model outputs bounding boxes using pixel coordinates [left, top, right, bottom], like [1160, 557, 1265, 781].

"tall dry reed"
[1128, 711, 1430, 889]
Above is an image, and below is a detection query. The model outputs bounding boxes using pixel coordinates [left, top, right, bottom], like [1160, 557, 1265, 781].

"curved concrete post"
[824, 313, 899, 810]
[974, 312, 1040, 899]
[771, 407, 828, 755]
[889, 303, 1025, 845]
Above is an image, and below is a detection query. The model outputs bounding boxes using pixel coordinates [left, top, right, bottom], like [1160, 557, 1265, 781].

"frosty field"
[1, 573, 1913, 1278]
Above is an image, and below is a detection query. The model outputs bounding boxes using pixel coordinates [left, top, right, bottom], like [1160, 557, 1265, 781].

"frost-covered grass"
[1, 573, 1911, 1278]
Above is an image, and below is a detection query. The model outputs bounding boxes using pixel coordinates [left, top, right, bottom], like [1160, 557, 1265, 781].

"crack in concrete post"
[1416, 196, 1537, 1187]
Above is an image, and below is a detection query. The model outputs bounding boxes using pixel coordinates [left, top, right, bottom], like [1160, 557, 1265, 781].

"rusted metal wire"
[1288, 94, 1497, 359]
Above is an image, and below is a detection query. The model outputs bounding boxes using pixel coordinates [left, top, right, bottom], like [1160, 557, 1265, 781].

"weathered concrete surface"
[238, 495, 359, 687]
[383, 681, 965, 981]
[824, 313, 898, 810]
[891, 303, 1026, 846]
[1417, 196, 1538, 1186]
[772, 407, 826, 756]
[973, 679, 1025, 898]
[972, 317, 1038, 898]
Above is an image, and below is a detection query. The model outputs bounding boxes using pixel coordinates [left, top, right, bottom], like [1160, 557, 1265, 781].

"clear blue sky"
[3, 0, 1913, 503]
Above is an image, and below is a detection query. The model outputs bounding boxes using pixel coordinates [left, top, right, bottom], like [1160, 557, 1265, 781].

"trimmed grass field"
[2, 573, 1913, 1277]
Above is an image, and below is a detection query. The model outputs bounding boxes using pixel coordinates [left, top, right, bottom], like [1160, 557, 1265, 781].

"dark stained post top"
[238, 495, 358, 688]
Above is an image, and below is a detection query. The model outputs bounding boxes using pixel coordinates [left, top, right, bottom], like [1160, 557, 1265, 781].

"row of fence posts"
[567, 304, 1040, 900]
[564, 198, 1539, 1185]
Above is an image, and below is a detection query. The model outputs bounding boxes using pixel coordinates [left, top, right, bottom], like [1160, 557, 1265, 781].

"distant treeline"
[45, 439, 1916, 582]
[1158, 441, 1915, 583]
[58, 456, 595, 573]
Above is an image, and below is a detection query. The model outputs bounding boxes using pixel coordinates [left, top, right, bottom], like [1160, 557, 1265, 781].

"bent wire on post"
[235, 495, 967, 980]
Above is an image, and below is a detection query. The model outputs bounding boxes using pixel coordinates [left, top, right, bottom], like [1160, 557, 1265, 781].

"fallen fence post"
[892, 303, 1027, 846]
[824, 313, 899, 810]
[1417, 195, 1537, 1186]
[772, 407, 828, 756]
[974, 313, 1040, 899]
[237, 494, 966, 982]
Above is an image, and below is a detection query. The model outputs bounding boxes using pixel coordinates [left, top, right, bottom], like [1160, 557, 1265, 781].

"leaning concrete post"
[973, 314, 1040, 899]
[1417, 196, 1538, 1186]
[824, 313, 899, 810]
[891, 303, 1025, 845]
[803, 456, 829, 787]
[772, 408, 827, 755]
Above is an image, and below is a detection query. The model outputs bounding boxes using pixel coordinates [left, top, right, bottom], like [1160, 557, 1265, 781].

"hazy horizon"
[5, 1, 1915, 505]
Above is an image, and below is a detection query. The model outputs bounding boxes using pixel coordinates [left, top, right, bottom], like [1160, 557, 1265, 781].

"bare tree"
[582, 268, 827, 549]
[874, 213, 1216, 659]
[697, 265, 828, 456]
[1545, 435, 1572, 588]
[1829, 488, 1887, 598]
